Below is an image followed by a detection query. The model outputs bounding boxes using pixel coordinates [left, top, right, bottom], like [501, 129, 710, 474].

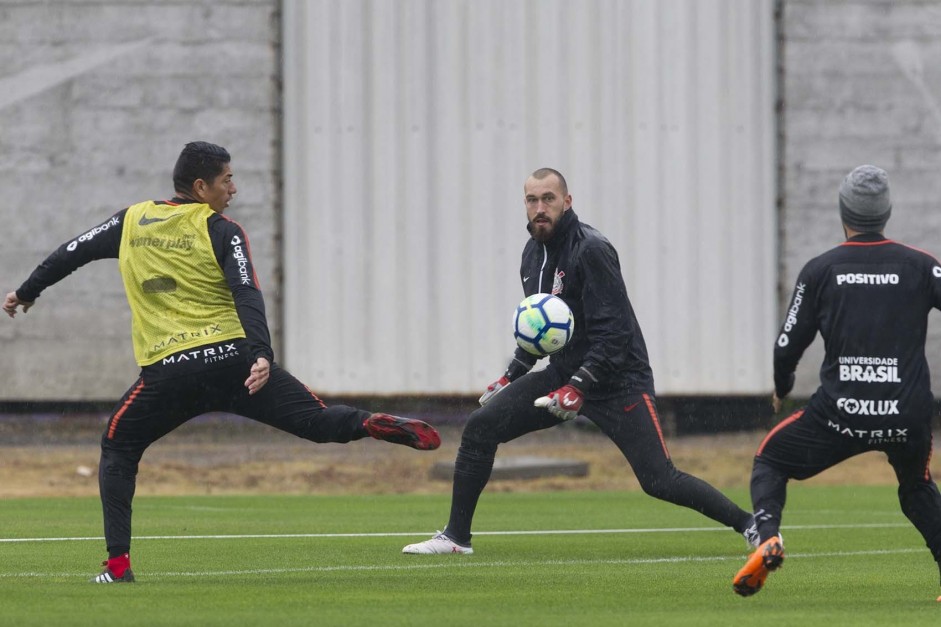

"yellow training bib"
[119, 200, 246, 366]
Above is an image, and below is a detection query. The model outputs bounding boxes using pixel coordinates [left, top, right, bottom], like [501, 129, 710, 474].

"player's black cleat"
[90, 563, 135, 583]
[364, 413, 441, 450]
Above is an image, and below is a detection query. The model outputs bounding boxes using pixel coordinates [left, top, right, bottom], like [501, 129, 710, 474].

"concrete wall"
[781, 0, 941, 395]
[0, 0, 281, 400]
[5, 0, 941, 402]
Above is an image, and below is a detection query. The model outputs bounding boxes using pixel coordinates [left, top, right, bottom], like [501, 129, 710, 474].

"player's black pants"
[750, 404, 941, 565]
[100, 357, 370, 558]
[445, 366, 751, 544]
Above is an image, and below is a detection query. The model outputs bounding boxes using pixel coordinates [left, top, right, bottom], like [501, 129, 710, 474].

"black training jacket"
[775, 232, 941, 423]
[512, 209, 654, 398]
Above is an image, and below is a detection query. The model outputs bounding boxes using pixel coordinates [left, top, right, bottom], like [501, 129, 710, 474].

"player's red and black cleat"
[90, 553, 135, 584]
[733, 535, 784, 597]
[364, 413, 441, 450]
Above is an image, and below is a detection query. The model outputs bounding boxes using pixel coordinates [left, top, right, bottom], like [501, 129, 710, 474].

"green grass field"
[1, 486, 939, 626]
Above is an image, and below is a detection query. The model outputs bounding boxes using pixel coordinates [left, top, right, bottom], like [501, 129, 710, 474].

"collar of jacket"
[846, 231, 887, 244]
[526, 208, 579, 250]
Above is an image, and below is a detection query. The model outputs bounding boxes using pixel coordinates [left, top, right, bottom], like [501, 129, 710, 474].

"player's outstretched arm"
[2, 292, 34, 318]
[9, 209, 127, 317]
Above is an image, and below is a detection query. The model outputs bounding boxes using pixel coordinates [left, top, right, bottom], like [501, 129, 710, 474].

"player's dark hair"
[531, 167, 568, 196]
[173, 141, 231, 194]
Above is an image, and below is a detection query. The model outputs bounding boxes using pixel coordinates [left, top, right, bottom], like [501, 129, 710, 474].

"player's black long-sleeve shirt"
[774, 232, 941, 422]
[15, 198, 273, 364]
[514, 209, 655, 398]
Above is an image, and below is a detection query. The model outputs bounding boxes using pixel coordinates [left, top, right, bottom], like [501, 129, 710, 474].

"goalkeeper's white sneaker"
[402, 532, 473, 555]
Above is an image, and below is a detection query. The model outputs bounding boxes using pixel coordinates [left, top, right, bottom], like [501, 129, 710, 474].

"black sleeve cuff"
[15, 288, 38, 303]
[504, 358, 534, 382]
[567, 367, 595, 395]
[774, 371, 795, 399]
[254, 348, 274, 364]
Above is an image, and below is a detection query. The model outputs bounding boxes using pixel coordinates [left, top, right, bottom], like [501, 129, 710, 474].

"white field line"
[0, 548, 924, 579]
[0, 522, 910, 544]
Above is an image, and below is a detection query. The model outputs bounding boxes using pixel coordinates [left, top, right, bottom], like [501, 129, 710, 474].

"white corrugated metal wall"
[282, 0, 776, 395]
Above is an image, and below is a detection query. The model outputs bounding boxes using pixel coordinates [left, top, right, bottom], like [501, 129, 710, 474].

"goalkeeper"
[403, 168, 755, 555]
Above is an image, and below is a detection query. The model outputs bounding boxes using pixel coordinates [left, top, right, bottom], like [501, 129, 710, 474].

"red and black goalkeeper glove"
[479, 376, 511, 406]
[479, 358, 535, 406]
[534, 384, 584, 421]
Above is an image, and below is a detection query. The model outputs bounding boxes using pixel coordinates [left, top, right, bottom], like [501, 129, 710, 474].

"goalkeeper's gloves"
[479, 376, 510, 406]
[479, 357, 535, 406]
[534, 384, 584, 421]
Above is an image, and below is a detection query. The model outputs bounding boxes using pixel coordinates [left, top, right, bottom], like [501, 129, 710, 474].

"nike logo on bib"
[138, 213, 180, 226]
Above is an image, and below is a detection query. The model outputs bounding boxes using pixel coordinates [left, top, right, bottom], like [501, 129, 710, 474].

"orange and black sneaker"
[364, 413, 441, 450]
[733, 535, 784, 597]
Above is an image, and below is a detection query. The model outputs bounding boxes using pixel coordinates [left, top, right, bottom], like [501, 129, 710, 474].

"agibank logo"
[66, 215, 120, 252]
[230, 235, 252, 286]
[777, 282, 806, 347]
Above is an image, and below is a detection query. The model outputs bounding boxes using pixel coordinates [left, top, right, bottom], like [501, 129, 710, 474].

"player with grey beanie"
[839, 164, 892, 232]
[734, 161, 941, 600]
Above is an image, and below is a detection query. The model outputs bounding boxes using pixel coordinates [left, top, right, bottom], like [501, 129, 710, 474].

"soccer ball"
[513, 293, 575, 356]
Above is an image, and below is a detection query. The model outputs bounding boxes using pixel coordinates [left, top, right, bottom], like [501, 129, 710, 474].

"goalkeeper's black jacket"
[512, 209, 655, 398]
[774, 232, 941, 423]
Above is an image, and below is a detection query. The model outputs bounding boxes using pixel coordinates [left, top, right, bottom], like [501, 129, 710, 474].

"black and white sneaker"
[402, 531, 474, 555]
[90, 563, 135, 583]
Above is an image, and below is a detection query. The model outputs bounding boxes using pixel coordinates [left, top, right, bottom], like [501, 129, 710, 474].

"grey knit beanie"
[839, 165, 892, 232]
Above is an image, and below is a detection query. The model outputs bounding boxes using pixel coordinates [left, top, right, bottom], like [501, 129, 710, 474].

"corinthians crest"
[552, 269, 565, 295]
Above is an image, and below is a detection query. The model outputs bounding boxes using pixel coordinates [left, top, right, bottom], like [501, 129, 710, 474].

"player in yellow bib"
[3, 141, 440, 584]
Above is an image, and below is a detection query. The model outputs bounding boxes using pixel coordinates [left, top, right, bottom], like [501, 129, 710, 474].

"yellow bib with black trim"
[119, 200, 246, 366]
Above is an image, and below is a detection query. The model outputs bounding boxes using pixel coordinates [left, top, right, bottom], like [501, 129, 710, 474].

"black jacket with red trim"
[15, 198, 273, 364]
[512, 208, 655, 398]
[774, 232, 941, 418]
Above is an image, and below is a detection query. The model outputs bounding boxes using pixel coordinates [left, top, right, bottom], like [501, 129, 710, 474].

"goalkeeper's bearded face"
[524, 174, 571, 243]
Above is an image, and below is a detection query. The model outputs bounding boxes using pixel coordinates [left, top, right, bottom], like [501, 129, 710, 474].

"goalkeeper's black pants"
[99, 354, 371, 558]
[445, 365, 752, 544]
[749, 404, 941, 567]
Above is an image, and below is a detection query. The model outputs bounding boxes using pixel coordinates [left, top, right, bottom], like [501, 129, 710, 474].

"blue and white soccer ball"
[513, 293, 575, 357]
